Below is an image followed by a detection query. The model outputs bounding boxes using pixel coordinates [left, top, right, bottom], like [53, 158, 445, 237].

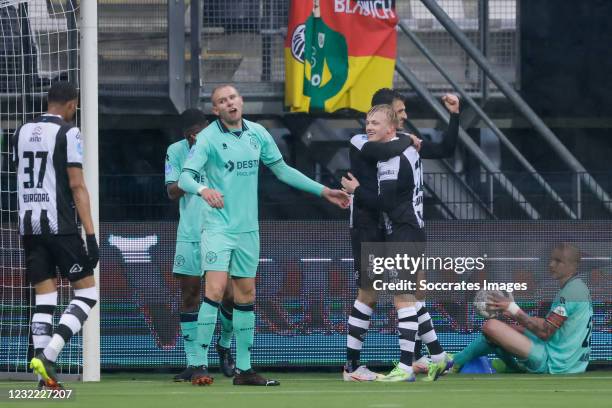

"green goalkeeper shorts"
[173, 241, 202, 277]
[520, 330, 549, 374]
[201, 230, 259, 278]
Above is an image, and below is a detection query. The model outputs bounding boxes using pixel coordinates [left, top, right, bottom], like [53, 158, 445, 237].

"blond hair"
[367, 104, 400, 129]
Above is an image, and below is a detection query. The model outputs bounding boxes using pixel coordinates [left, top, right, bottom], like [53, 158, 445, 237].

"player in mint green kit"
[179, 85, 350, 386]
[435, 243, 592, 379]
[165, 109, 235, 384]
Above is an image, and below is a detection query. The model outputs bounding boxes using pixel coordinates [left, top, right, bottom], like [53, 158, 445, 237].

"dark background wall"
[520, 0, 612, 118]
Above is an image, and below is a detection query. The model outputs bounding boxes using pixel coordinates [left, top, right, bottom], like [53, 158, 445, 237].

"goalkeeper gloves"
[85, 234, 99, 269]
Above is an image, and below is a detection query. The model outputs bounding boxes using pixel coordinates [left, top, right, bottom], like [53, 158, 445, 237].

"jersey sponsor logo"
[29, 126, 42, 143]
[174, 255, 185, 267]
[225, 159, 259, 174]
[22, 193, 50, 203]
[76, 140, 83, 156]
[165, 162, 173, 175]
[205, 251, 217, 264]
[69, 264, 83, 274]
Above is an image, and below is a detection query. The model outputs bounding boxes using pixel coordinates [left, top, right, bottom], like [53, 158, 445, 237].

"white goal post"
[81, 0, 100, 383]
[0, 0, 99, 382]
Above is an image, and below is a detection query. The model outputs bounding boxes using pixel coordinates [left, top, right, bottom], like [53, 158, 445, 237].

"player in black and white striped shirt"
[11, 82, 99, 389]
[341, 91, 459, 382]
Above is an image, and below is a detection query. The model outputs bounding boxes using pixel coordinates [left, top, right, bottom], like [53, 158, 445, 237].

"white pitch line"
[55, 388, 612, 397]
[369, 405, 401, 408]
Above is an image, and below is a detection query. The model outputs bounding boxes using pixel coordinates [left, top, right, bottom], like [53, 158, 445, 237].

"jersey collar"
[560, 274, 579, 289]
[216, 119, 249, 137]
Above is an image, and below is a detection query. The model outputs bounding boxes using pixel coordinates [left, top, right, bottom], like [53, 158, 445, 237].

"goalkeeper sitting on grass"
[436, 243, 592, 379]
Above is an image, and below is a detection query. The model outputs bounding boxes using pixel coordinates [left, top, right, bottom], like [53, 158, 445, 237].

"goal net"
[0, 0, 81, 380]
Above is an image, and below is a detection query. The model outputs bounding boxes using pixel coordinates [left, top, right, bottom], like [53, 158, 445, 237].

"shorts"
[381, 224, 426, 294]
[173, 241, 202, 277]
[22, 234, 93, 285]
[350, 226, 385, 289]
[201, 230, 259, 278]
[521, 330, 549, 373]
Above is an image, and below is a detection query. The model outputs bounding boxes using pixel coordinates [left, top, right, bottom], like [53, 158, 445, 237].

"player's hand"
[409, 134, 422, 151]
[201, 188, 224, 208]
[442, 94, 460, 114]
[340, 172, 360, 194]
[322, 187, 350, 209]
[85, 234, 99, 269]
[486, 292, 511, 313]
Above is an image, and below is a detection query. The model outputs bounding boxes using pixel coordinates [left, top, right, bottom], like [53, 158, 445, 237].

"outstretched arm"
[419, 94, 460, 159]
[268, 160, 349, 208]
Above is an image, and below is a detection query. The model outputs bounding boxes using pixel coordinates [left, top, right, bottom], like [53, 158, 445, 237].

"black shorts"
[350, 225, 384, 289]
[386, 223, 427, 245]
[22, 234, 94, 285]
[382, 224, 426, 294]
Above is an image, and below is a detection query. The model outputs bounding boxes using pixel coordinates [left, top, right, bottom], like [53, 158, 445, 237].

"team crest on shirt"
[174, 255, 185, 267]
[249, 136, 259, 150]
[205, 251, 217, 264]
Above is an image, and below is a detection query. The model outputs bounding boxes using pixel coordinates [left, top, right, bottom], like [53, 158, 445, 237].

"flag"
[284, 0, 398, 113]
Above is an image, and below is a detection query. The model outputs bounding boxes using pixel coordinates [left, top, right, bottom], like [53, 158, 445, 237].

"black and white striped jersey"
[348, 134, 413, 229]
[11, 114, 83, 235]
[377, 113, 460, 233]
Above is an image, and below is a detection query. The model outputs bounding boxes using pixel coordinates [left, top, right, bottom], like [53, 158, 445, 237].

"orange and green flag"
[285, 0, 398, 113]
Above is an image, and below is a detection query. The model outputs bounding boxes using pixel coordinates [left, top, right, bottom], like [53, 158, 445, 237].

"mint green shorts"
[173, 241, 202, 277]
[521, 330, 549, 373]
[201, 230, 259, 278]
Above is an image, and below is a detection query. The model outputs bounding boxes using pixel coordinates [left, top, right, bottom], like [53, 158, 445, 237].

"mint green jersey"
[181, 119, 283, 233]
[545, 277, 593, 374]
[165, 139, 207, 242]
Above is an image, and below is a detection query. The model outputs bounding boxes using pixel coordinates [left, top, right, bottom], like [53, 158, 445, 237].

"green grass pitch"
[2, 371, 612, 408]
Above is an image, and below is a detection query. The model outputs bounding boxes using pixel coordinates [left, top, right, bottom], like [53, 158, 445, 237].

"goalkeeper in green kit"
[178, 84, 350, 386]
[436, 243, 593, 380]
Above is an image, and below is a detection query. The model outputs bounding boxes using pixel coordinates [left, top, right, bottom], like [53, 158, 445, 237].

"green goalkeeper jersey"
[181, 119, 283, 233]
[165, 139, 207, 242]
[544, 277, 593, 374]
